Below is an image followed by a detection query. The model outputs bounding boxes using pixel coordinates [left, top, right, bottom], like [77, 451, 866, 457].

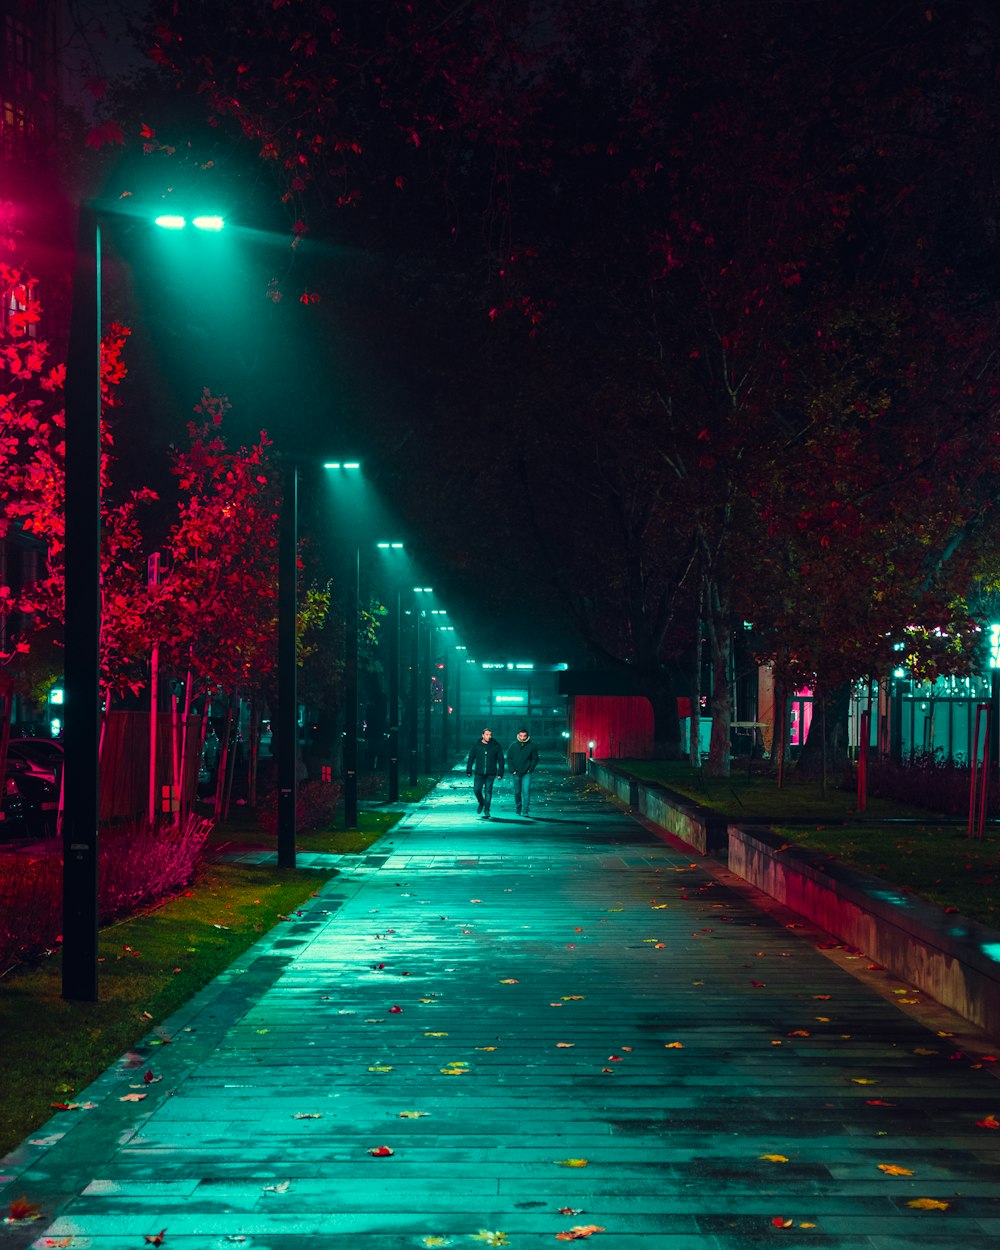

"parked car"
[0, 771, 28, 839]
[7, 737, 63, 783]
[3, 758, 58, 837]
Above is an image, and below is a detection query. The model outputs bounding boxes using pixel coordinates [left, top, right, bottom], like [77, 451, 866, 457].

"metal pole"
[344, 544, 359, 828]
[441, 649, 449, 762]
[277, 464, 298, 868]
[423, 613, 432, 771]
[62, 204, 101, 1002]
[388, 586, 400, 802]
[408, 603, 419, 787]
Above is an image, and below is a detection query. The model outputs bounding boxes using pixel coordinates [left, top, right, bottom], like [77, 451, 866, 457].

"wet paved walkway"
[3, 763, 1000, 1250]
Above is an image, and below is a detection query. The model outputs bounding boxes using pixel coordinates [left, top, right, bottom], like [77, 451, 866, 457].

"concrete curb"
[587, 758, 1000, 1039]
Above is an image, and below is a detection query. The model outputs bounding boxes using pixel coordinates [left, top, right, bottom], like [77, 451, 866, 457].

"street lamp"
[376, 543, 406, 801]
[63, 204, 225, 1002]
[322, 462, 363, 829]
[409, 588, 432, 786]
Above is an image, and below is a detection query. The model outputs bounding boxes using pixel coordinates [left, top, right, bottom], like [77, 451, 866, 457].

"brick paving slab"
[3, 760, 1000, 1250]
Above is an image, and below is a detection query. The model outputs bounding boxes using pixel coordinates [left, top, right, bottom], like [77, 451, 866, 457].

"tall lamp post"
[323, 463, 363, 830]
[409, 588, 431, 786]
[376, 543, 405, 801]
[62, 205, 225, 1002]
[276, 463, 298, 868]
[437, 624, 455, 762]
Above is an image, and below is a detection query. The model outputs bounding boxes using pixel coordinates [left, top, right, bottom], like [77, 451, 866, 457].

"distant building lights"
[191, 215, 225, 231]
[154, 214, 186, 230]
[323, 461, 361, 469]
[413, 586, 433, 593]
[49, 687, 64, 705]
[893, 668, 906, 679]
[514, 663, 534, 670]
[495, 695, 525, 703]
[990, 624, 1000, 669]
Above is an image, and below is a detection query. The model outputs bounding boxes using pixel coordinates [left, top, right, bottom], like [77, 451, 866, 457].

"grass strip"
[770, 821, 1000, 928]
[0, 784, 438, 1158]
[608, 760, 1000, 928]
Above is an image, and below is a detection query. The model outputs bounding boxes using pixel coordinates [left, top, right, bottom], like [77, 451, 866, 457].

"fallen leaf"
[50, 1102, 81, 1111]
[424, 1032, 449, 1038]
[866, 1099, 895, 1107]
[556, 1159, 589, 1167]
[906, 1198, 949, 1210]
[119, 1093, 147, 1102]
[367, 1145, 395, 1157]
[912, 1048, 937, 1056]
[262, 1181, 290, 1193]
[558, 1208, 584, 1215]
[556, 1042, 575, 1048]
[421, 1238, 452, 1248]
[475, 1046, 497, 1051]
[7, 1197, 41, 1222]
[499, 979, 519, 984]
[878, 1163, 914, 1176]
[292, 1113, 322, 1119]
[851, 1078, 877, 1085]
[144, 1232, 167, 1247]
[555, 1226, 606, 1241]
[562, 996, 585, 1001]
[663, 1042, 684, 1049]
[398, 1110, 429, 1118]
[771, 1217, 793, 1228]
[389, 1006, 403, 1014]
[787, 1030, 810, 1037]
[759, 1154, 789, 1163]
[750, 981, 767, 987]
[469, 1232, 509, 1246]
[368, 1066, 394, 1073]
[975, 1114, 999, 1129]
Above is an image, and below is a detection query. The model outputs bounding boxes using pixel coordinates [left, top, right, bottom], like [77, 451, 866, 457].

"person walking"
[466, 727, 504, 819]
[506, 726, 539, 817]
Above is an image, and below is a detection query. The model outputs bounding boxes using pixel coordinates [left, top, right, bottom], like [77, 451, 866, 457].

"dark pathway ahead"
[3, 762, 999, 1250]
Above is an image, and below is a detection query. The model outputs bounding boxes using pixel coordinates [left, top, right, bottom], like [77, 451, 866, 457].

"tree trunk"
[797, 683, 852, 778]
[706, 626, 732, 778]
[649, 683, 683, 760]
[688, 619, 702, 767]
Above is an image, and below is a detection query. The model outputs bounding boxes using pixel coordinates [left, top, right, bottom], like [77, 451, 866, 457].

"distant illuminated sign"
[482, 662, 506, 669]
[495, 691, 527, 704]
[991, 624, 1000, 669]
[50, 688, 64, 705]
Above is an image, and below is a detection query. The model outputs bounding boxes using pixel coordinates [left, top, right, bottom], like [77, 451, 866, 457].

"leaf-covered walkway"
[3, 762, 999, 1249]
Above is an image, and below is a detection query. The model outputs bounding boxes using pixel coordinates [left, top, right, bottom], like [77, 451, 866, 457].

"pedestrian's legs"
[511, 773, 524, 814]
[482, 774, 496, 816]
[521, 770, 532, 817]
[473, 774, 485, 813]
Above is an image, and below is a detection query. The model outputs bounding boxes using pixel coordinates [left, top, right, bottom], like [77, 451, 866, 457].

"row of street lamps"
[62, 203, 469, 999]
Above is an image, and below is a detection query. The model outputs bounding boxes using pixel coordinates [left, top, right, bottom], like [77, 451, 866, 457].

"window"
[5, 16, 34, 92]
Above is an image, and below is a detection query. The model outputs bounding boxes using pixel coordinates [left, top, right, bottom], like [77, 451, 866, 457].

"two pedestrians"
[466, 726, 539, 819]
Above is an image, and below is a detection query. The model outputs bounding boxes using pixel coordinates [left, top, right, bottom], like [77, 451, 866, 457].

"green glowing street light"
[377, 542, 407, 801]
[64, 203, 227, 1002]
[154, 214, 226, 232]
[323, 461, 363, 828]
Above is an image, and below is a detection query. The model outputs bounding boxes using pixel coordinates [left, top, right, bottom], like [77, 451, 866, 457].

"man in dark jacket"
[466, 727, 504, 819]
[506, 727, 539, 817]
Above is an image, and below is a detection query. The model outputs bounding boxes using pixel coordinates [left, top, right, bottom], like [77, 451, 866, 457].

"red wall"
[569, 695, 654, 759]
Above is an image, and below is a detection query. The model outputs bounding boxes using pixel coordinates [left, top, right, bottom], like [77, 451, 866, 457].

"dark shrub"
[256, 778, 342, 837]
[0, 813, 213, 975]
